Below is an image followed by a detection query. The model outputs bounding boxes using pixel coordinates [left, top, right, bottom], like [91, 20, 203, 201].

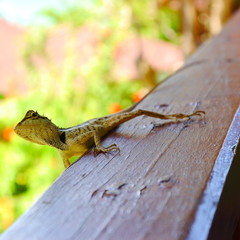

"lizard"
[14, 106, 205, 168]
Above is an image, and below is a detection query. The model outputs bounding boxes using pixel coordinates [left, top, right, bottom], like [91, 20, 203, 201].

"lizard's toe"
[94, 144, 120, 155]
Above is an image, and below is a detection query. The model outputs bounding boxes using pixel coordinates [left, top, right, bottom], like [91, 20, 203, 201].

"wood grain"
[1, 11, 240, 240]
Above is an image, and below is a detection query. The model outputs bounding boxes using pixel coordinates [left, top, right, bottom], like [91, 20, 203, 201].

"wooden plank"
[1, 11, 240, 240]
[187, 107, 240, 240]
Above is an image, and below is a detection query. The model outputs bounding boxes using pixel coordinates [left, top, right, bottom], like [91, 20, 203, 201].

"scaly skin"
[14, 108, 205, 168]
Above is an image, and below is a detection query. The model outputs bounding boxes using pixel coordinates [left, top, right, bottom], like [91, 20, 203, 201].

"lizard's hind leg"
[93, 109, 205, 155]
[103, 109, 205, 128]
[136, 109, 205, 121]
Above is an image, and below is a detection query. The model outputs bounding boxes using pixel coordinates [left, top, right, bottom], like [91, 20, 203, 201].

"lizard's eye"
[24, 110, 39, 120]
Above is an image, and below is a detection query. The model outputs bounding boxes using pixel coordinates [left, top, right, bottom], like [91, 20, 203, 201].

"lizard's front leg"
[60, 151, 71, 168]
[93, 131, 120, 154]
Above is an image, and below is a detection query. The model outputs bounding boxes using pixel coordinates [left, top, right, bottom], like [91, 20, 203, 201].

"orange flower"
[2, 127, 14, 142]
[132, 89, 148, 103]
[109, 103, 122, 114]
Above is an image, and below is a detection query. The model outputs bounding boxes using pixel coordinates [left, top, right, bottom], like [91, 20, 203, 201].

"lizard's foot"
[175, 110, 205, 121]
[94, 144, 120, 156]
[189, 110, 205, 118]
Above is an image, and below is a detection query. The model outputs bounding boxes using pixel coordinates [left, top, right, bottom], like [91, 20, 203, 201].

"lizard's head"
[14, 110, 58, 145]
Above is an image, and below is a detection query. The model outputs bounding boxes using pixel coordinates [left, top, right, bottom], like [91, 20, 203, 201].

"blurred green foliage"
[0, 0, 180, 232]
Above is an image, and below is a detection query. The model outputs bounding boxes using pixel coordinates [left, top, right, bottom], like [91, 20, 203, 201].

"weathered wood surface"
[1, 11, 240, 240]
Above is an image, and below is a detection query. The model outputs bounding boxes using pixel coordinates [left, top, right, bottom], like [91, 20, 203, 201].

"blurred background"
[0, 0, 239, 232]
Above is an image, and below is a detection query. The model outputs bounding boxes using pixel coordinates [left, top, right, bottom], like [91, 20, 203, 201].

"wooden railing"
[1, 10, 240, 240]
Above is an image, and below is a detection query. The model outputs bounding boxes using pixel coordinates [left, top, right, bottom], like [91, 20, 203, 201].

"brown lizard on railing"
[14, 106, 205, 168]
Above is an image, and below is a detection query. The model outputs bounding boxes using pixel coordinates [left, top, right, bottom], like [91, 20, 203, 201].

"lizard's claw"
[189, 110, 205, 118]
[94, 143, 120, 156]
